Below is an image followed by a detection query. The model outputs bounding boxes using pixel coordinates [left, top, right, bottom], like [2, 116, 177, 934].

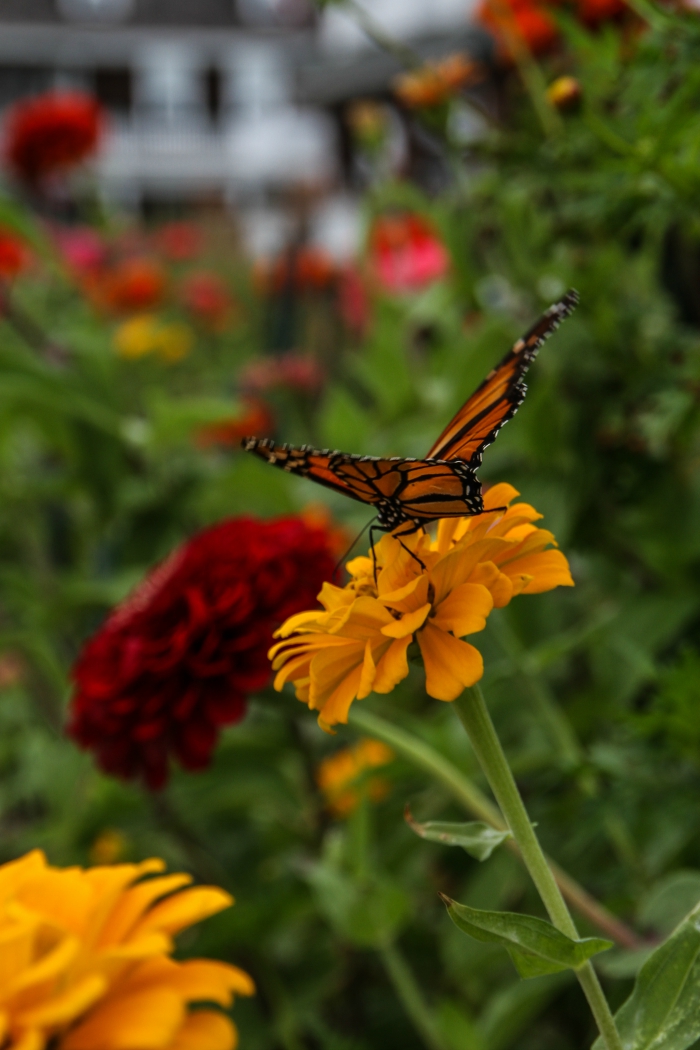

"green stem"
[347, 706, 642, 951]
[453, 686, 622, 1050]
[378, 940, 450, 1050]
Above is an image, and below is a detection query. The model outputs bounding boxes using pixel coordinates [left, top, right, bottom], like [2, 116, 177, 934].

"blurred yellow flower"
[89, 828, 128, 865]
[0, 849, 254, 1050]
[270, 484, 573, 730]
[317, 738, 395, 816]
[113, 314, 194, 363]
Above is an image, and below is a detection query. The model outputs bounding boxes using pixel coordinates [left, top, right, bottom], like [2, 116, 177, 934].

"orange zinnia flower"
[317, 738, 395, 816]
[270, 484, 573, 731]
[0, 850, 254, 1050]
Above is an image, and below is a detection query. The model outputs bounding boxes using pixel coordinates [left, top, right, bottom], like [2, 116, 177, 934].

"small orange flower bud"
[546, 76, 583, 112]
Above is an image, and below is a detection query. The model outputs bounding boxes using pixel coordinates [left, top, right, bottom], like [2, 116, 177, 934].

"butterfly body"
[242, 437, 484, 529]
[243, 290, 579, 533]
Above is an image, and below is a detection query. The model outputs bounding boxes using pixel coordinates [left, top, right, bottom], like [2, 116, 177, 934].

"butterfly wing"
[426, 290, 579, 466]
[241, 440, 483, 522]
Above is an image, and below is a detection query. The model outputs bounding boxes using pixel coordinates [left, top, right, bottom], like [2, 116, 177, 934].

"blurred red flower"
[155, 221, 204, 262]
[477, 0, 559, 58]
[370, 213, 449, 293]
[195, 397, 274, 448]
[98, 257, 167, 313]
[337, 264, 370, 337]
[68, 515, 337, 789]
[576, 0, 626, 24]
[4, 91, 103, 184]
[240, 353, 325, 397]
[181, 270, 233, 330]
[254, 246, 337, 295]
[0, 226, 31, 279]
[54, 226, 106, 274]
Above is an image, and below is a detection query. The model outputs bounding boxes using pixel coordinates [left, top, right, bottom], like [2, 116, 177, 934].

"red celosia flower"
[181, 271, 233, 330]
[239, 353, 326, 397]
[4, 91, 103, 184]
[477, 0, 559, 58]
[0, 226, 30, 279]
[101, 257, 167, 313]
[370, 213, 449, 293]
[68, 515, 337, 789]
[195, 397, 274, 448]
[155, 221, 204, 262]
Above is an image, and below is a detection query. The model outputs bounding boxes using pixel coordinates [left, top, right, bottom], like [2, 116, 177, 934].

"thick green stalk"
[347, 705, 642, 951]
[378, 941, 450, 1050]
[453, 686, 622, 1050]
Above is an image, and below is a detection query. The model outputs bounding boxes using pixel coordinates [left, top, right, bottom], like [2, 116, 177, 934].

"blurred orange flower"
[101, 258, 167, 314]
[394, 53, 484, 109]
[254, 246, 337, 295]
[317, 738, 395, 816]
[195, 397, 274, 449]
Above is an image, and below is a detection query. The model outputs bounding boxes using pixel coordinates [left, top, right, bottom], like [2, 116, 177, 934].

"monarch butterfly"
[243, 290, 578, 536]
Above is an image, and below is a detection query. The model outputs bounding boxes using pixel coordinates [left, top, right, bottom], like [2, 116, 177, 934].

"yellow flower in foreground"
[0, 850, 254, 1050]
[317, 738, 395, 816]
[270, 484, 573, 730]
[113, 315, 194, 363]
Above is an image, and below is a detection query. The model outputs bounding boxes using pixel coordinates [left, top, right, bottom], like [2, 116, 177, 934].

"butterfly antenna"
[333, 517, 376, 579]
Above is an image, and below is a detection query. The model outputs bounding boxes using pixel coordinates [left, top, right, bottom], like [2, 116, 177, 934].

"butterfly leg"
[392, 522, 427, 572]
[369, 524, 382, 585]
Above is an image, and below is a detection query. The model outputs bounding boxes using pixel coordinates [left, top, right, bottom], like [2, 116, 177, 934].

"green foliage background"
[2, 8, 700, 1048]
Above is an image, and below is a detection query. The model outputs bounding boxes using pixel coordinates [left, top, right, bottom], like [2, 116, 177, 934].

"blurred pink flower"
[240, 353, 325, 396]
[55, 226, 106, 273]
[370, 213, 449, 293]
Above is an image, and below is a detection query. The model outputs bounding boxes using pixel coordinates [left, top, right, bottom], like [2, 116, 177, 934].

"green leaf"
[593, 902, 700, 1050]
[306, 864, 410, 949]
[442, 897, 612, 980]
[404, 805, 511, 861]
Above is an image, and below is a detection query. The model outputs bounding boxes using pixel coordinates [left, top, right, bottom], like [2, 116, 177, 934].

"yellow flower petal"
[170, 1011, 237, 1050]
[483, 482, 520, 509]
[11, 1029, 43, 1050]
[381, 603, 431, 638]
[510, 550, 574, 592]
[132, 887, 233, 939]
[417, 622, 484, 701]
[63, 988, 185, 1050]
[316, 662, 364, 729]
[373, 637, 411, 693]
[357, 640, 377, 699]
[99, 874, 192, 947]
[17, 975, 106, 1028]
[430, 583, 493, 638]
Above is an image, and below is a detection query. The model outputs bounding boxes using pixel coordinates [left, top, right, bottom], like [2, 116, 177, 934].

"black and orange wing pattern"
[426, 290, 579, 465]
[242, 292, 578, 529]
[240, 440, 483, 528]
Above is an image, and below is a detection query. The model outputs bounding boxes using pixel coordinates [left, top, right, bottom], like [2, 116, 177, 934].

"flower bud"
[546, 76, 583, 112]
